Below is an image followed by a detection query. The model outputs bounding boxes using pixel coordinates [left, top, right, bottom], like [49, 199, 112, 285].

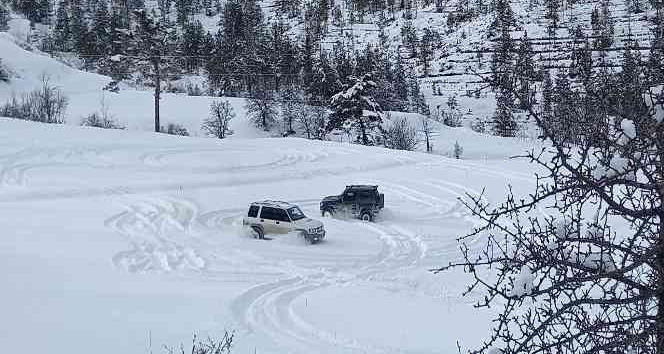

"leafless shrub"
[80, 95, 124, 129]
[0, 76, 68, 123]
[164, 332, 234, 354]
[384, 115, 419, 151]
[162, 123, 190, 136]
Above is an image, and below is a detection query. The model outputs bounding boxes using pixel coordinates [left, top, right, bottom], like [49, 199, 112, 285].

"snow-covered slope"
[0, 117, 537, 354]
[0, 29, 266, 138]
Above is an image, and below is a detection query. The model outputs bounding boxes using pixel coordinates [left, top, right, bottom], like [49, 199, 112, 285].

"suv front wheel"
[360, 210, 373, 222]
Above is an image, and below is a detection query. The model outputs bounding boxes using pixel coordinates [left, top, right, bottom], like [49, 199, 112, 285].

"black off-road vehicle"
[320, 185, 384, 221]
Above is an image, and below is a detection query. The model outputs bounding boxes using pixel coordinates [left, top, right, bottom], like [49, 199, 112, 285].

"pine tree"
[180, 21, 205, 73]
[328, 73, 383, 145]
[646, 13, 664, 85]
[491, 23, 514, 92]
[69, 0, 88, 53]
[514, 31, 536, 110]
[53, 0, 70, 50]
[0, 59, 9, 82]
[91, 0, 111, 57]
[129, 8, 179, 132]
[175, 0, 193, 25]
[544, 0, 559, 30]
[0, 2, 10, 31]
[419, 28, 436, 76]
[492, 87, 517, 137]
[618, 45, 648, 123]
[400, 20, 418, 58]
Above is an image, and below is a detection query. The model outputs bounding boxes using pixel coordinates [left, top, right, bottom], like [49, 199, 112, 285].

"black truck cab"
[320, 185, 384, 221]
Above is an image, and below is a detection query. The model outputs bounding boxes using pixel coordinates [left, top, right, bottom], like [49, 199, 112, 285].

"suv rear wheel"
[360, 210, 373, 222]
[250, 225, 265, 239]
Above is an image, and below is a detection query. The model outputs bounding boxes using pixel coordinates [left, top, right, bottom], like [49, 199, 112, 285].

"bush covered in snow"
[383, 116, 419, 151]
[162, 123, 190, 136]
[80, 113, 125, 130]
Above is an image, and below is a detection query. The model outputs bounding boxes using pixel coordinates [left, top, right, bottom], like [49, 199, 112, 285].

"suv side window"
[344, 191, 356, 202]
[358, 191, 372, 200]
[248, 205, 260, 218]
[260, 206, 278, 220]
[275, 208, 290, 222]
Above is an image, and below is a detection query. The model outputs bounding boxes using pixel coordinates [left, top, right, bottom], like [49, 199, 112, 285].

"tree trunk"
[154, 59, 161, 133]
[358, 117, 368, 145]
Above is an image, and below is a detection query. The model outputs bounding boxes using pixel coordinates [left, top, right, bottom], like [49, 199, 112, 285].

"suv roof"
[250, 200, 298, 209]
[345, 185, 378, 191]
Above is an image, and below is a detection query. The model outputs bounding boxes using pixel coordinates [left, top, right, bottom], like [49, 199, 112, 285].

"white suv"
[242, 200, 326, 243]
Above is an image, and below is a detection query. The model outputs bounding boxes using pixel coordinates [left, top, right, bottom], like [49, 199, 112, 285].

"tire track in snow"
[229, 217, 429, 354]
[104, 197, 207, 273]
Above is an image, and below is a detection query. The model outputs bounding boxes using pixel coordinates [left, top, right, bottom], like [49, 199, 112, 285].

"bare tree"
[421, 113, 435, 153]
[203, 99, 235, 139]
[298, 104, 328, 140]
[384, 115, 419, 151]
[435, 87, 664, 353]
[164, 332, 234, 354]
[246, 90, 278, 131]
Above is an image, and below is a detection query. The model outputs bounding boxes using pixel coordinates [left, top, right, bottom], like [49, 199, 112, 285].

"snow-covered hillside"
[0, 115, 539, 354]
[0, 26, 266, 138]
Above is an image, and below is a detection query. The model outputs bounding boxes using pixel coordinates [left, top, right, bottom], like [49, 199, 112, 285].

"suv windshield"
[287, 207, 306, 221]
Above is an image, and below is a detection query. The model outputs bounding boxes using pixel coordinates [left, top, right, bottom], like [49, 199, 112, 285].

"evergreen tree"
[180, 21, 206, 73]
[69, 0, 88, 53]
[418, 28, 436, 76]
[489, 0, 515, 35]
[128, 8, 179, 132]
[544, 0, 559, 32]
[0, 59, 9, 82]
[328, 73, 383, 145]
[550, 70, 581, 144]
[53, 0, 70, 50]
[646, 13, 664, 85]
[492, 87, 517, 137]
[175, 0, 193, 25]
[491, 22, 514, 92]
[400, 20, 418, 58]
[91, 0, 111, 57]
[591, 2, 614, 50]
[1, 2, 10, 31]
[308, 51, 339, 101]
[514, 31, 536, 110]
[301, 30, 315, 91]
[617, 45, 648, 123]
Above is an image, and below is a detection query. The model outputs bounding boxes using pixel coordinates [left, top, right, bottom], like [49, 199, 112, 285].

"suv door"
[342, 191, 358, 216]
[272, 208, 292, 234]
[259, 206, 279, 233]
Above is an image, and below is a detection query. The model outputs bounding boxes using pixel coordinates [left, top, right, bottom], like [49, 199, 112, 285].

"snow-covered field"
[0, 115, 538, 354]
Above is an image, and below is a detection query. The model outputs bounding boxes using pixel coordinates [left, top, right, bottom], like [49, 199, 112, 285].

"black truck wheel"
[360, 210, 373, 222]
[322, 208, 334, 218]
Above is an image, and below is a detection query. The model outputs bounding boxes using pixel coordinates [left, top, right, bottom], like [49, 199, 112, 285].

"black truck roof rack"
[345, 185, 378, 190]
